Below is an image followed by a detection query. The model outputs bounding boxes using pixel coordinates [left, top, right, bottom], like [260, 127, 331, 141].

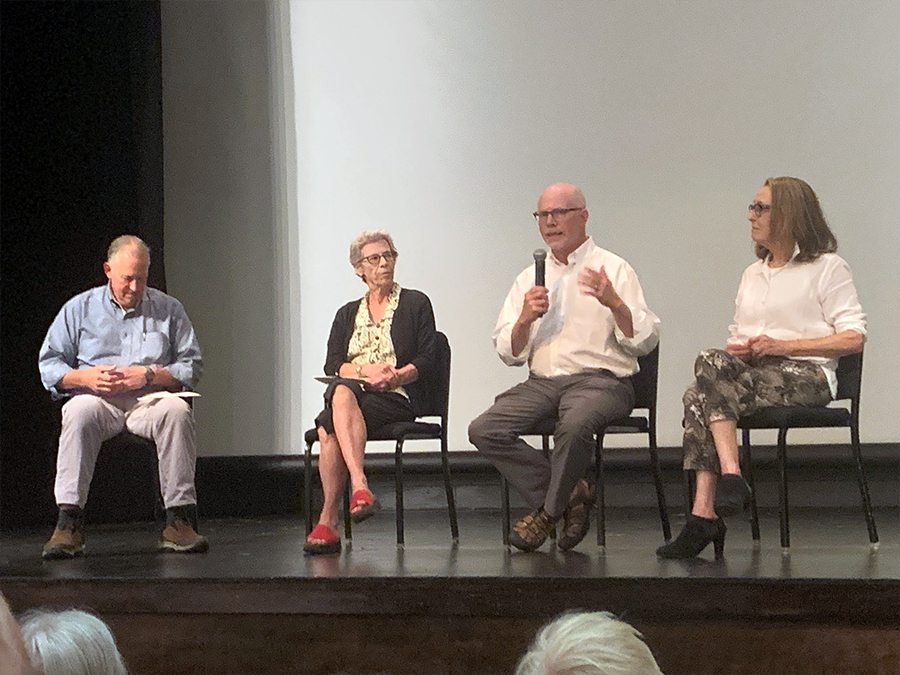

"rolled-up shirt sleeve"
[611, 262, 660, 357]
[492, 272, 532, 367]
[820, 256, 866, 336]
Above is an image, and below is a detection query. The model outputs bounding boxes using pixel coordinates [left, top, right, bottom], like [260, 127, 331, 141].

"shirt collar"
[762, 243, 801, 270]
[105, 283, 145, 315]
[549, 236, 595, 267]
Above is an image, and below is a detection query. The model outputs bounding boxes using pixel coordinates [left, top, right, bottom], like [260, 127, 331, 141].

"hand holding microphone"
[520, 249, 549, 323]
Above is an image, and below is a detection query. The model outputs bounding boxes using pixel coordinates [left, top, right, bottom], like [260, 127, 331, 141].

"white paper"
[137, 391, 202, 402]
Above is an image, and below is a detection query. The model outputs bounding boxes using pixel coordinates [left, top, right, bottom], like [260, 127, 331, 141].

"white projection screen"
[162, 1, 899, 457]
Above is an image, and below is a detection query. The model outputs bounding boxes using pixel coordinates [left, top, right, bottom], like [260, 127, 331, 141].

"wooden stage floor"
[2, 507, 898, 675]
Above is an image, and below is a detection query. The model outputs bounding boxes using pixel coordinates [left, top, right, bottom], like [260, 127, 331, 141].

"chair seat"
[605, 417, 649, 434]
[304, 422, 442, 446]
[738, 406, 850, 429]
[528, 416, 648, 437]
[369, 421, 442, 440]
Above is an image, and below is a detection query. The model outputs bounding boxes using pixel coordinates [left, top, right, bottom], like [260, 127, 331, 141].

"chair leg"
[648, 438, 671, 541]
[395, 439, 405, 547]
[342, 487, 352, 540]
[305, 440, 315, 536]
[851, 423, 879, 544]
[441, 437, 459, 542]
[741, 429, 761, 543]
[777, 427, 790, 549]
[500, 476, 511, 546]
[595, 435, 605, 548]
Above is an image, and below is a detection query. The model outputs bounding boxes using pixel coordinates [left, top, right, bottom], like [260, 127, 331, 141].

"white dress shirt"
[494, 237, 660, 378]
[727, 252, 867, 397]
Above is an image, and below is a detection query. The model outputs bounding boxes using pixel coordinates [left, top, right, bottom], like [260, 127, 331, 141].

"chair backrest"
[835, 350, 863, 404]
[418, 330, 451, 420]
[630, 343, 659, 411]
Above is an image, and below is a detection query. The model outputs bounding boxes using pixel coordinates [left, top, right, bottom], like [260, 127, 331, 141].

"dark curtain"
[1, 1, 164, 529]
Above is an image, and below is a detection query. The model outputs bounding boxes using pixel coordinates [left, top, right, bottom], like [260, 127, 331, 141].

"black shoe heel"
[657, 515, 727, 559]
[712, 526, 726, 560]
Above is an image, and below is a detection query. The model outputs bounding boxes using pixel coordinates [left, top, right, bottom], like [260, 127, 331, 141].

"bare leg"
[710, 418, 741, 475]
[330, 385, 370, 502]
[314, 428, 348, 534]
[691, 470, 718, 519]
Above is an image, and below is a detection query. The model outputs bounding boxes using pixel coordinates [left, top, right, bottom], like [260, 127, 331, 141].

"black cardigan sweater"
[323, 288, 437, 416]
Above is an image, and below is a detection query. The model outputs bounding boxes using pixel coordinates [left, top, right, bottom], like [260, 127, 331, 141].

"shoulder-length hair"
[757, 176, 838, 263]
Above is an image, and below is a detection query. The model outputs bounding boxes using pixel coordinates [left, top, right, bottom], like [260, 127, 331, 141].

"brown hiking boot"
[158, 505, 209, 553]
[42, 509, 85, 560]
[508, 507, 558, 552]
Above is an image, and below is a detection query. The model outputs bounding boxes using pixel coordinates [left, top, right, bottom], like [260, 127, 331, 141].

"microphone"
[533, 249, 547, 317]
[533, 249, 546, 287]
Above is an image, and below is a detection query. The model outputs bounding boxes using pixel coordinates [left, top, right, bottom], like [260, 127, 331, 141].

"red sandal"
[304, 524, 341, 556]
[349, 489, 380, 524]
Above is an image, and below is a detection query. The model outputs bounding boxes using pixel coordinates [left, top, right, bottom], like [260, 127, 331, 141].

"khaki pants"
[55, 393, 197, 509]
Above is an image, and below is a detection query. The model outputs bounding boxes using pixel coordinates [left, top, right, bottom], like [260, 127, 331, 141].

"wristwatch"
[143, 365, 155, 385]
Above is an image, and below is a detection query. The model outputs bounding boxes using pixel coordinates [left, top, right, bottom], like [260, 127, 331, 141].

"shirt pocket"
[143, 331, 169, 363]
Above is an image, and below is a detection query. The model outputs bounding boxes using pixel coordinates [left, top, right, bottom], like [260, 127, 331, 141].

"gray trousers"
[468, 370, 633, 518]
[56, 394, 198, 509]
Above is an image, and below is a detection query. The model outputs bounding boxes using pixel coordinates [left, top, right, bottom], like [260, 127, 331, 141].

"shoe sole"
[507, 530, 550, 552]
[42, 547, 84, 560]
[303, 541, 342, 556]
[714, 498, 750, 518]
[349, 500, 380, 524]
[157, 540, 209, 554]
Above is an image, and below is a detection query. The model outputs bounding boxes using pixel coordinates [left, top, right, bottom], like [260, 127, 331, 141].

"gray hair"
[516, 611, 664, 675]
[19, 608, 129, 675]
[107, 235, 150, 263]
[349, 229, 398, 266]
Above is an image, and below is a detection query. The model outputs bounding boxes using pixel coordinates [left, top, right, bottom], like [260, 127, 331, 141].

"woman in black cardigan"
[304, 230, 437, 555]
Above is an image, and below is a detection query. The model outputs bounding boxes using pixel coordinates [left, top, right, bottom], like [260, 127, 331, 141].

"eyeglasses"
[748, 202, 772, 216]
[533, 207, 583, 223]
[360, 250, 398, 266]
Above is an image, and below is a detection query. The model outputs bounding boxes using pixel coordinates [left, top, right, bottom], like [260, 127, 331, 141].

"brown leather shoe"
[42, 510, 85, 560]
[508, 508, 558, 552]
[158, 505, 209, 553]
[558, 480, 597, 551]
[158, 519, 209, 553]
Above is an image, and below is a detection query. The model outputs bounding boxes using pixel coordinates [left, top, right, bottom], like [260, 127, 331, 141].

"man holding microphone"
[469, 183, 660, 552]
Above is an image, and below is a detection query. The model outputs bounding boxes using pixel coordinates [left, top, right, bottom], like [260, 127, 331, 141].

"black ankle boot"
[715, 474, 752, 517]
[656, 515, 726, 559]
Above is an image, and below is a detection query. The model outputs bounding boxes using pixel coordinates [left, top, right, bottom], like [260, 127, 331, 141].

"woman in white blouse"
[658, 177, 866, 559]
[305, 230, 438, 555]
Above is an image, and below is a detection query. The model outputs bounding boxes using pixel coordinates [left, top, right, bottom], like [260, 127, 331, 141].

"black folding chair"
[501, 345, 670, 547]
[304, 331, 459, 546]
[738, 351, 877, 548]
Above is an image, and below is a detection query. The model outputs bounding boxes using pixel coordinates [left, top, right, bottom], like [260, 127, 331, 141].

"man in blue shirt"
[38, 235, 207, 558]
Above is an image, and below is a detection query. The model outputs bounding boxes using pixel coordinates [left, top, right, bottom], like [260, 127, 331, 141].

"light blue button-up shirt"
[38, 284, 202, 398]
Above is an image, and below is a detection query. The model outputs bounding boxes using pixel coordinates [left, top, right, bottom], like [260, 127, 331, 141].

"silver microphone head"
[533, 248, 547, 262]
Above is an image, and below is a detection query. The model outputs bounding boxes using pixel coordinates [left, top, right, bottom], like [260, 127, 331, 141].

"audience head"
[18, 608, 128, 675]
[516, 611, 664, 675]
[758, 177, 837, 263]
[0, 593, 34, 675]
